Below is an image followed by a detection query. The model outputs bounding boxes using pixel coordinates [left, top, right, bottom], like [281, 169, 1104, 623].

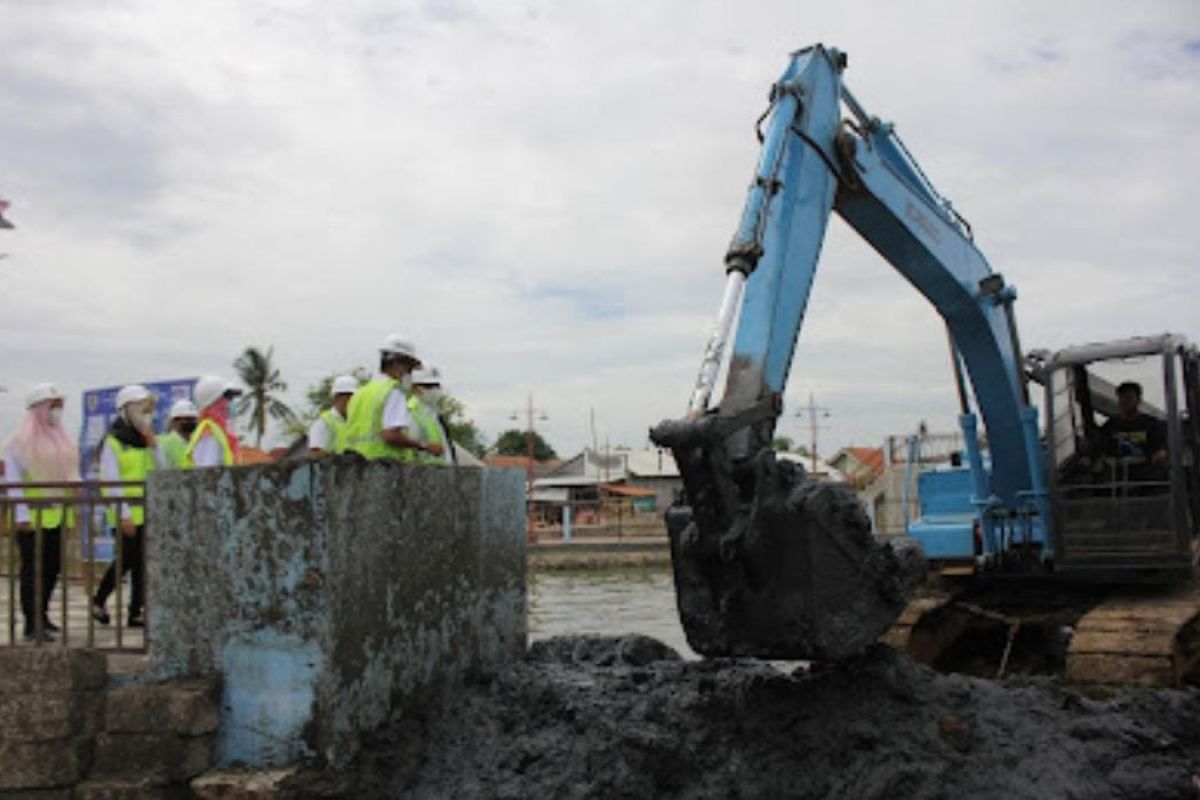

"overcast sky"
[2, 0, 1198, 458]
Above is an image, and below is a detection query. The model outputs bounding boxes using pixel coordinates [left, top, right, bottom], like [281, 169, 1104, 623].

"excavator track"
[1065, 582, 1200, 689]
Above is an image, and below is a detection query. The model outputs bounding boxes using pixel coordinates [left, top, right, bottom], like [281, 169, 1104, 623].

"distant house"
[828, 447, 885, 488]
[532, 447, 683, 516]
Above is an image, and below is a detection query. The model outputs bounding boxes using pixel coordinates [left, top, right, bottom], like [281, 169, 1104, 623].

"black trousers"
[17, 527, 62, 630]
[95, 524, 145, 618]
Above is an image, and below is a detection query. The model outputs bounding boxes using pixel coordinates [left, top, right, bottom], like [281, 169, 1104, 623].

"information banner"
[79, 378, 196, 560]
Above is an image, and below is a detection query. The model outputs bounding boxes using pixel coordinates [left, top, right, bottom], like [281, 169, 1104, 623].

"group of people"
[1, 332, 453, 642]
[307, 333, 454, 465]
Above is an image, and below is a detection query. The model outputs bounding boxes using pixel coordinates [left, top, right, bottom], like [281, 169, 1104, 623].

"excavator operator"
[1098, 381, 1168, 485]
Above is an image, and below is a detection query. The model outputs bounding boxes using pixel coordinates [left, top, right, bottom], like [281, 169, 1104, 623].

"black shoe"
[23, 628, 54, 643]
[91, 604, 111, 626]
[127, 615, 145, 629]
[42, 618, 60, 633]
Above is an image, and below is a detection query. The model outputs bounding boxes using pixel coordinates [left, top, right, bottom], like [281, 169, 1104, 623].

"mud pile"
[301, 636, 1200, 800]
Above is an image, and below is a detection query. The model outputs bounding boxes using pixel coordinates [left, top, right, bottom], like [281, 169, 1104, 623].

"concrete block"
[72, 779, 188, 800]
[0, 650, 106, 695]
[190, 767, 298, 799]
[105, 680, 219, 736]
[146, 459, 526, 768]
[0, 691, 103, 742]
[91, 734, 212, 783]
[0, 738, 90, 790]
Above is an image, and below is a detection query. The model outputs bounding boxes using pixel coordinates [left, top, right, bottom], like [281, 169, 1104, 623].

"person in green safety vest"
[159, 398, 198, 470]
[308, 374, 357, 456]
[345, 334, 441, 462]
[92, 384, 162, 629]
[185, 375, 242, 468]
[409, 366, 454, 465]
[2, 383, 80, 642]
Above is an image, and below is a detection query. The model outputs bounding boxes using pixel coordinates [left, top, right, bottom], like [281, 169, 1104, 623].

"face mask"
[423, 389, 444, 404]
[46, 407, 63, 427]
[400, 375, 414, 391]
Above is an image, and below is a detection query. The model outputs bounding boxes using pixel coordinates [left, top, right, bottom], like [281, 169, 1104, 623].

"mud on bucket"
[664, 454, 926, 661]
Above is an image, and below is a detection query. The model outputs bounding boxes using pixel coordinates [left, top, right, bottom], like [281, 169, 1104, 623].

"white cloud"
[1, 0, 1198, 459]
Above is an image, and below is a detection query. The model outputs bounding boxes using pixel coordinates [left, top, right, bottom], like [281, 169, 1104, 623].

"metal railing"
[0, 481, 147, 651]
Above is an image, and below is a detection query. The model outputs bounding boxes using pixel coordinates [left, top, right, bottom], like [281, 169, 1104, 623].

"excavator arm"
[652, 44, 1049, 660]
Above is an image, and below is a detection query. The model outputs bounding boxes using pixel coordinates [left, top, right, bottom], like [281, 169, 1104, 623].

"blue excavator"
[651, 44, 1200, 687]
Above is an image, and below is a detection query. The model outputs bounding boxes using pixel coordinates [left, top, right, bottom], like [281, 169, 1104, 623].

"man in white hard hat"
[92, 384, 161, 628]
[345, 335, 441, 461]
[160, 399, 199, 469]
[408, 366, 454, 465]
[308, 375, 357, 456]
[2, 383, 80, 641]
[185, 375, 243, 468]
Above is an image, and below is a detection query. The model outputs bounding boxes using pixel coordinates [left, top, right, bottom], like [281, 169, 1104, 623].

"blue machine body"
[718, 45, 1051, 561]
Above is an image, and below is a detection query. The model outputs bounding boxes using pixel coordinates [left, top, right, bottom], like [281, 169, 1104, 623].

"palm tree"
[233, 346, 296, 448]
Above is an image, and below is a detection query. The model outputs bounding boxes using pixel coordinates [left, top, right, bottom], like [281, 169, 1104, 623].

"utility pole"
[794, 392, 832, 474]
[510, 394, 548, 531]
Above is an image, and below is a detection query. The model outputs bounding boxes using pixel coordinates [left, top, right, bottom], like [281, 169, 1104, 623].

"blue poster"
[79, 378, 196, 560]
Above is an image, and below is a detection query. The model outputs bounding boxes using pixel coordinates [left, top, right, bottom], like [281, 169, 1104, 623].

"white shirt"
[190, 434, 223, 468]
[381, 386, 412, 431]
[2, 445, 30, 524]
[308, 416, 333, 451]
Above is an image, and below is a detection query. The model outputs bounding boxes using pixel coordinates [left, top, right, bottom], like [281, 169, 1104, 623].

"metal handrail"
[0, 480, 148, 652]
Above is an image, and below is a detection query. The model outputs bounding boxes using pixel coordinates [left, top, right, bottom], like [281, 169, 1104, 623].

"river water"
[527, 566, 696, 658]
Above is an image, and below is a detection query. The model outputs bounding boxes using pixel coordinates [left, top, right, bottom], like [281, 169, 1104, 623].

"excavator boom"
[652, 44, 1048, 660]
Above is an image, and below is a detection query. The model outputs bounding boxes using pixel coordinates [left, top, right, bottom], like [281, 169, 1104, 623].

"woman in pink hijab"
[2, 383, 80, 642]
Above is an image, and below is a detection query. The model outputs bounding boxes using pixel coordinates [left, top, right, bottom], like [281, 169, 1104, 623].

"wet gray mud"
[297, 635, 1200, 800]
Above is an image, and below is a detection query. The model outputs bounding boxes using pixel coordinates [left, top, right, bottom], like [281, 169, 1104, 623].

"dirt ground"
[297, 635, 1200, 800]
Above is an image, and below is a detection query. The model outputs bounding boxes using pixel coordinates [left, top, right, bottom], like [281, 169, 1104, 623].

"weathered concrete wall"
[146, 457, 526, 768]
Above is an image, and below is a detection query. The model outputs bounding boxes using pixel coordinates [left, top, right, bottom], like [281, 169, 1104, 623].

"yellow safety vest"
[345, 378, 417, 462]
[407, 396, 446, 465]
[103, 436, 156, 526]
[160, 430, 189, 470]
[184, 419, 234, 468]
[318, 408, 348, 454]
[18, 469, 70, 530]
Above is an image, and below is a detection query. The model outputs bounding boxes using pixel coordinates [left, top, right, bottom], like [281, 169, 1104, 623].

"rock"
[0, 691, 104, 742]
[105, 679, 219, 737]
[0, 650, 106, 694]
[73, 778, 189, 800]
[0, 738, 91, 791]
[190, 767, 300, 799]
[91, 733, 212, 783]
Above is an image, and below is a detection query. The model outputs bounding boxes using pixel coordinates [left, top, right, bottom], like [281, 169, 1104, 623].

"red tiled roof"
[484, 456, 563, 472]
[600, 483, 657, 498]
[845, 447, 885, 475]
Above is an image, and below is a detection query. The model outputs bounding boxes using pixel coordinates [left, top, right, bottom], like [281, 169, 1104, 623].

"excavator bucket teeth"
[656, 419, 925, 660]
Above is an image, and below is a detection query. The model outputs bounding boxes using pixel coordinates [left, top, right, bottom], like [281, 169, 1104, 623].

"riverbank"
[292, 635, 1200, 799]
[528, 536, 671, 571]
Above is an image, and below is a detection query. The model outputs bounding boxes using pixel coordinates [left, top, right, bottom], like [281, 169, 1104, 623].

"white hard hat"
[331, 375, 358, 396]
[115, 384, 153, 410]
[169, 398, 199, 420]
[412, 366, 443, 386]
[25, 382, 64, 409]
[193, 375, 241, 411]
[380, 333, 420, 364]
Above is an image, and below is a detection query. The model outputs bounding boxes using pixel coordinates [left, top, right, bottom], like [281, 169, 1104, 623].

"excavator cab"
[1034, 335, 1200, 580]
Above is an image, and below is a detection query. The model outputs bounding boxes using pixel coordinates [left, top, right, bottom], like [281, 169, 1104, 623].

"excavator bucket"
[653, 415, 926, 660]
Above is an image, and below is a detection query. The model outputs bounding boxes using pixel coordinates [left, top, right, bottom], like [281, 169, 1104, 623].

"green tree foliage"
[772, 436, 794, 452]
[232, 346, 296, 448]
[494, 428, 557, 461]
[434, 395, 488, 458]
